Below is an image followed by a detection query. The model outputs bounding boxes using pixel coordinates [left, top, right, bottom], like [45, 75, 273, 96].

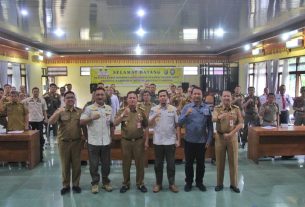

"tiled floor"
[1, 141, 305, 207]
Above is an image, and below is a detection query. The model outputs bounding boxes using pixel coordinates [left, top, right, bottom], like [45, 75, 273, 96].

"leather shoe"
[215, 185, 224, 192]
[72, 186, 81, 193]
[120, 185, 129, 193]
[230, 185, 240, 193]
[60, 187, 70, 195]
[137, 185, 148, 193]
[169, 185, 179, 193]
[184, 184, 192, 192]
[153, 185, 162, 193]
[196, 183, 207, 192]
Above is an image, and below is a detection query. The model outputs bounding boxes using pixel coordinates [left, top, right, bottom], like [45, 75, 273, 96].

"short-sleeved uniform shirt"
[57, 107, 82, 141]
[4, 102, 28, 131]
[116, 107, 148, 140]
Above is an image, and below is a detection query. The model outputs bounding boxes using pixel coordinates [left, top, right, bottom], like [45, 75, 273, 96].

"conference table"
[248, 126, 305, 164]
[81, 129, 215, 166]
[0, 130, 40, 169]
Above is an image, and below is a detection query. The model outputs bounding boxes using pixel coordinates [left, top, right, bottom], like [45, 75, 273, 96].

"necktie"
[282, 95, 286, 110]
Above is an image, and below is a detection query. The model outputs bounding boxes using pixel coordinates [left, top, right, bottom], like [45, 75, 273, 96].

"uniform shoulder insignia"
[138, 106, 145, 111]
[167, 105, 176, 111]
[105, 105, 112, 110]
[214, 105, 222, 108]
[232, 104, 239, 109]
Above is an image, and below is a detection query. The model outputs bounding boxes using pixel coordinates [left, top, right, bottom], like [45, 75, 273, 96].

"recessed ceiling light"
[136, 28, 146, 37]
[135, 44, 142, 55]
[281, 33, 290, 41]
[215, 28, 225, 37]
[281, 30, 298, 41]
[25, 47, 29, 51]
[137, 9, 145, 17]
[252, 42, 259, 47]
[46, 51, 52, 58]
[183, 28, 198, 40]
[244, 44, 251, 51]
[54, 28, 65, 37]
[21, 9, 28, 16]
[88, 49, 91, 52]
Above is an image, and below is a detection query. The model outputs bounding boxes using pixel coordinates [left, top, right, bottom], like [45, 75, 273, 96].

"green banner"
[90, 67, 183, 85]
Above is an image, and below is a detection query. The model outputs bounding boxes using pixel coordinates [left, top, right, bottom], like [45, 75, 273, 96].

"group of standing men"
[47, 83, 243, 196]
[232, 84, 302, 149]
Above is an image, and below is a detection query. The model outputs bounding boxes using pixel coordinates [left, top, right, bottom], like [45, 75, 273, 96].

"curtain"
[12, 63, 21, 90]
[25, 64, 30, 93]
[255, 62, 266, 96]
[271, 59, 279, 93]
[0, 61, 7, 87]
[282, 59, 289, 92]
[243, 63, 249, 93]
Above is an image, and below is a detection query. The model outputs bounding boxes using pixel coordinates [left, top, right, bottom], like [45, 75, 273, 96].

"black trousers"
[279, 110, 289, 124]
[29, 121, 44, 161]
[154, 144, 176, 186]
[88, 144, 111, 185]
[184, 141, 206, 185]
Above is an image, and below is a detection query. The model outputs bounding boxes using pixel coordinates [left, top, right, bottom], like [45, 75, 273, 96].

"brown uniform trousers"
[293, 97, 305, 126]
[213, 104, 243, 187]
[116, 107, 148, 187]
[57, 107, 83, 187]
[58, 140, 82, 187]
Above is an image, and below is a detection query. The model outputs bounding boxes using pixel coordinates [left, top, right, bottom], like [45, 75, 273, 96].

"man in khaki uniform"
[114, 91, 149, 193]
[241, 87, 260, 148]
[44, 83, 61, 140]
[2, 91, 29, 131]
[0, 88, 7, 128]
[170, 86, 186, 114]
[212, 90, 243, 193]
[49, 91, 84, 195]
[232, 85, 244, 112]
[259, 93, 279, 127]
[293, 86, 305, 126]
[137, 90, 155, 117]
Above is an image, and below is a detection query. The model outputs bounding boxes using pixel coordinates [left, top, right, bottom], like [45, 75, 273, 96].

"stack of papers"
[7, 131, 24, 134]
[261, 126, 276, 129]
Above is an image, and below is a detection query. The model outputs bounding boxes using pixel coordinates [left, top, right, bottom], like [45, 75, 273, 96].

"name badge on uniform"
[137, 122, 141, 128]
[230, 119, 234, 127]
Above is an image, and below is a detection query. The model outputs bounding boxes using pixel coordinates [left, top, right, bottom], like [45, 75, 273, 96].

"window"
[183, 67, 198, 75]
[248, 62, 267, 95]
[7, 62, 12, 85]
[47, 67, 67, 76]
[80, 67, 91, 76]
[248, 63, 255, 87]
[255, 62, 267, 96]
[20, 64, 27, 87]
[278, 56, 305, 97]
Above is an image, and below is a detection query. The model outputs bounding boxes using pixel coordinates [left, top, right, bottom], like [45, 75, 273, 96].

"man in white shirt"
[259, 87, 269, 105]
[22, 87, 48, 161]
[275, 85, 293, 124]
[80, 87, 113, 194]
[108, 87, 120, 119]
[149, 90, 180, 193]
[59, 86, 66, 107]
